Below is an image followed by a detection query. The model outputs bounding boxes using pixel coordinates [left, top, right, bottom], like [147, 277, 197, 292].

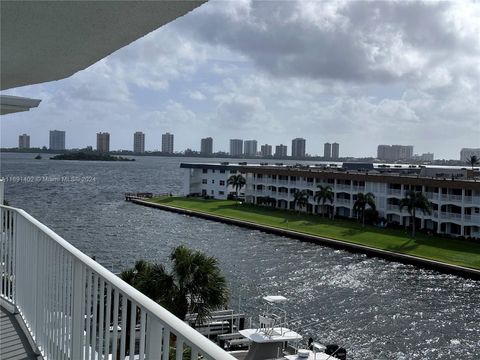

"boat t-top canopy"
[263, 295, 288, 304]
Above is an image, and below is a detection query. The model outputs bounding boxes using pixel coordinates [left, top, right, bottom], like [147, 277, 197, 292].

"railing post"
[71, 259, 85, 358]
[147, 316, 163, 359]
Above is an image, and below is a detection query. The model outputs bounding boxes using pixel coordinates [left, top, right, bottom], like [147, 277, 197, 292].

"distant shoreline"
[0, 149, 467, 166]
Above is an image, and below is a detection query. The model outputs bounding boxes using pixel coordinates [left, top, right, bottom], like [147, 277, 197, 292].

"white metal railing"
[387, 189, 402, 196]
[441, 194, 463, 202]
[0, 205, 235, 360]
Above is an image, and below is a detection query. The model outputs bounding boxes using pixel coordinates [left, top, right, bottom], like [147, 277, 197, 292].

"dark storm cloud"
[175, 0, 478, 83]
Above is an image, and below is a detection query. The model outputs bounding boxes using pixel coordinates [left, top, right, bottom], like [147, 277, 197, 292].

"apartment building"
[324, 143, 331, 159]
[230, 139, 243, 156]
[96, 132, 110, 152]
[275, 144, 288, 158]
[377, 145, 414, 161]
[133, 131, 145, 153]
[291, 138, 306, 158]
[181, 163, 245, 199]
[49, 130, 66, 150]
[200, 137, 213, 155]
[162, 132, 174, 154]
[332, 142, 340, 160]
[244, 140, 258, 156]
[261, 144, 273, 157]
[18, 133, 30, 149]
[461, 148, 480, 162]
[182, 162, 480, 238]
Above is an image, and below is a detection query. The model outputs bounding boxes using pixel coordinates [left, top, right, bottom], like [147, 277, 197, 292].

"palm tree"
[313, 185, 334, 217]
[227, 174, 246, 199]
[353, 192, 376, 226]
[120, 246, 229, 324]
[293, 189, 309, 212]
[399, 190, 432, 237]
[467, 155, 479, 170]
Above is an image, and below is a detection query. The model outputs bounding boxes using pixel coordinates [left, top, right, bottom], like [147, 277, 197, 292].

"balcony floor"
[0, 305, 38, 360]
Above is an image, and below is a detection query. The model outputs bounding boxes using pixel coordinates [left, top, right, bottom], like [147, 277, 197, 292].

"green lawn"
[147, 196, 480, 270]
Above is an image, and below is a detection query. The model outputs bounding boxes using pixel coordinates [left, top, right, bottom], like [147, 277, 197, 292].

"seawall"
[129, 198, 480, 280]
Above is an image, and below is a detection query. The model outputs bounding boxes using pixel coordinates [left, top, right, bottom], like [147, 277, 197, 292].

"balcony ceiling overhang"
[0, 95, 41, 115]
[0, 0, 205, 91]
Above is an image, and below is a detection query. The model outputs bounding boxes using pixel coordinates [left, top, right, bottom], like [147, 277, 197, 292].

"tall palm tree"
[399, 190, 432, 237]
[227, 174, 246, 199]
[467, 155, 479, 170]
[353, 192, 376, 226]
[120, 246, 229, 324]
[314, 185, 334, 217]
[293, 189, 309, 212]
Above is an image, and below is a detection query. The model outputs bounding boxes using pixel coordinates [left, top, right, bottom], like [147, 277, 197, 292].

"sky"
[1, 0, 479, 159]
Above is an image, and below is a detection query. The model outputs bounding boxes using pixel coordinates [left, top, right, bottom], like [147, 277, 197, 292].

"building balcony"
[440, 194, 463, 202]
[387, 189, 403, 196]
[335, 199, 351, 206]
[440, 212, 463, 221]
[0, 205, 235, 360]
[335, 184, 351, 192]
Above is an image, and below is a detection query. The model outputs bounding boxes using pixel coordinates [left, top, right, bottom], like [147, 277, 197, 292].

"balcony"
[440, 194, 463, 203]
[335, 199, 351, 206]
[335, 184, 351, 192]
[440, 212, 463, 221]
[387, 189, 403, 196]
[0, 205, 235, 360]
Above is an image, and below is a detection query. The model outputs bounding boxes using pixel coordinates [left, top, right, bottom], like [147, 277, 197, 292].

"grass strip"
[147, 196, 480, 270]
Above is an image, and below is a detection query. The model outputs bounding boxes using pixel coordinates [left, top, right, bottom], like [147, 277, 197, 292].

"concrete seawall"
[129, 198, 480, 280]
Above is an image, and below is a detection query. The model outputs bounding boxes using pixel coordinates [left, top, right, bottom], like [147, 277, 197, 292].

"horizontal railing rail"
[0, 205, 235, 360]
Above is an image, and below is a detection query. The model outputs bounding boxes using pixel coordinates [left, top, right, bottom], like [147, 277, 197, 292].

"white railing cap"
[0, 205, 236, 360]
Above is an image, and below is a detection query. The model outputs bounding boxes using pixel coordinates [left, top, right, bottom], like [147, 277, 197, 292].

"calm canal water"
[1, 152, 479, 359]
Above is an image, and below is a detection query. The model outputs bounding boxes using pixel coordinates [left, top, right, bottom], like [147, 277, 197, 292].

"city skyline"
[2, 1, 478, 159]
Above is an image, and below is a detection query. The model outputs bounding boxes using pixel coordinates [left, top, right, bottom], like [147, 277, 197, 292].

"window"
[219, 191, 224, 195]
[230, 170, 237, 174]
[211, 190, 214, 195]
[212, 170, 215, 173]
[220, 180, 225, 186]
[212, 179, 215, 184]
[202, 168, 208, 174]
[220, 170, 225, 173]
[202, 179, 207, 184]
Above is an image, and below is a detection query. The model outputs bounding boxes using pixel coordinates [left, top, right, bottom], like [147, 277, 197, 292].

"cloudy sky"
[1, 0, 479, 159]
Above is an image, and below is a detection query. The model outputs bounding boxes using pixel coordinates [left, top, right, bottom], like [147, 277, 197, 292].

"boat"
[34, 154, 42, 159]
[223, 296, 346, 360]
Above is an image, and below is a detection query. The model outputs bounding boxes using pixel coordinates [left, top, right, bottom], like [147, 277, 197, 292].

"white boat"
[227, 296, 346, 360]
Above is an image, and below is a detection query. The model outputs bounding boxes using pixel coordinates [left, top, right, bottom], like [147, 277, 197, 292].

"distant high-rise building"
[96, 132, 110, 153]
[230, 139, 243, 156]
[133, 132, 145, 153]
[18, 134, 30, 149]
[460, 148, 480, 162]
[324, 142, 332, 159]
[200, 137, 213, 155]
[274, 144, 288, 158]
[291, 138, 306, 158]
[244, 140, 258, 156]
[332, 142, 340, 160]
[413, 153, 434, 162]
[162, 132, 174, 154]
[260, 144, 272, 157]
[49, 130, 65, 151]
[377, 145, 413, 161]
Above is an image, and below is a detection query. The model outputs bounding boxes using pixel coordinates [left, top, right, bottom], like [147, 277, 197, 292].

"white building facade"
[182, 163, 480, 238]
[181, 163, 245, 199]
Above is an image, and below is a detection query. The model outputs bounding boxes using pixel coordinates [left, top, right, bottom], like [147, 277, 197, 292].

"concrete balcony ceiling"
[0, 0, 205, 90]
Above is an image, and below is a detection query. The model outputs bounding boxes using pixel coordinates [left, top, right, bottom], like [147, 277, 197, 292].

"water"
[1, 152, 479, 359]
